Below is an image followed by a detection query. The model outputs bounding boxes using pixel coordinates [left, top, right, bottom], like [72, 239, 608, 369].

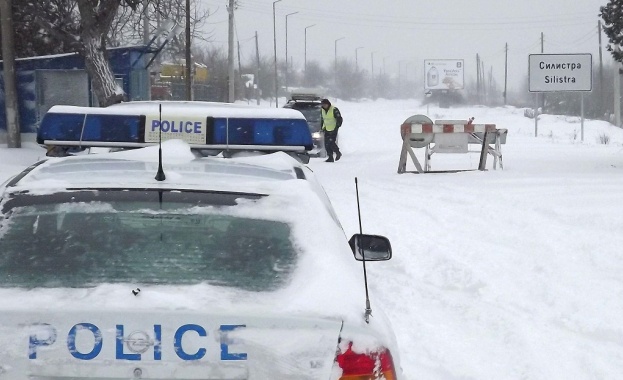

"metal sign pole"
[534, 93, 538, 137]
[581, 92, 584, 141]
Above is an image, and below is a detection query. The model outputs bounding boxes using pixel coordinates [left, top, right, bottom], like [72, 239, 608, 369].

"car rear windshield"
[0, 189, 297, 291]
[288, 105, 321, 132]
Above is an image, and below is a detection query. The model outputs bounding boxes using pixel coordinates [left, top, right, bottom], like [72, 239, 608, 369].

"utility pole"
[489, 66, 493, 103]
[615, 64, 621, 127]
[272, 0, 282, 107]
[476, 53, 480, 103]
[142, 2, 151, 100]
[237, 40, 242, 80]
[371, 52, 374, 77]
[355, 46, 363, 73]
[142, 3, 149, 44]
[481, 60, 486, 104]
[185, 0, 192, 101]
[227, 0, 235, 103]
[355, 47, 363, 72]
[255, 31, 260, 105]
[0, 0, 21, 147]
[598, 20, 604, 115]
[504, 43, 508, 105]
[398, 60, 404, 98]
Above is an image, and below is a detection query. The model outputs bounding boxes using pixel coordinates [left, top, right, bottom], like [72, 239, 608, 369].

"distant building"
[0, 46, 151, 135]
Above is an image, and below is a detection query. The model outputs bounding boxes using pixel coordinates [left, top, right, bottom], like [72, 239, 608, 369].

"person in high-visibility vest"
[320, 98, 343, 162]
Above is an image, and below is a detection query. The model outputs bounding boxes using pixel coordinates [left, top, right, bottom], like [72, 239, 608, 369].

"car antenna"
[355, 177, 373, 324]
[155, 103, 166, 181]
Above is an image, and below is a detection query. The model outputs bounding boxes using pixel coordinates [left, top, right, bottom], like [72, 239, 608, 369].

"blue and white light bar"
[37, 101, 314, 152]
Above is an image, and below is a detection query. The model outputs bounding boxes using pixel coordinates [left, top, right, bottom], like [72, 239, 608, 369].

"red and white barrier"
[397, 116, 506, 174]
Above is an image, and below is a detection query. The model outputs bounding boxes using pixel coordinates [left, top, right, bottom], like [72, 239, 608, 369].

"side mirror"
[349, 234, 392, 261]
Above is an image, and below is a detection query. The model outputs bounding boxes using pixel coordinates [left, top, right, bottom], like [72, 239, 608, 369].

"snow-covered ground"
[2, 99, 623, 379]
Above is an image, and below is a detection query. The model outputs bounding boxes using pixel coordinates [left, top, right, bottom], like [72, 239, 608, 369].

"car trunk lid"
[0, 310, 343, 380]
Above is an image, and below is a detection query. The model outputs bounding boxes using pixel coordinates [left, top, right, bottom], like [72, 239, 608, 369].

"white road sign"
[424, 59, 464, 90]
[529, 54, 592, 92]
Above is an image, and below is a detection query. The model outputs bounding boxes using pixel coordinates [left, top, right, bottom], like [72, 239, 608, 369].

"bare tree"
[5, 0, 142, 107]
[109, 0, 213, 64]
[303, 61, 327, 88]
[194, 46, 228, 101]
[76, 0, 144, 106]
[335, 59, 365, 100]
[1, 1, 80, 58]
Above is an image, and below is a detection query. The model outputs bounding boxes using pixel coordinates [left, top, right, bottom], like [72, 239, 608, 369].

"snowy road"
[2, 98, 623, 379]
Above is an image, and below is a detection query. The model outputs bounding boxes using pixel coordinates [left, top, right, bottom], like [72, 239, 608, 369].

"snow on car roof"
[8, 141, 307, 194]
[48, 101, 307, 120]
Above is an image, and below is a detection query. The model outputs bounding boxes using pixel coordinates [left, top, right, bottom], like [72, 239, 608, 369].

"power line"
[235, 1, 593, 30]
[238, 0, 595, 26]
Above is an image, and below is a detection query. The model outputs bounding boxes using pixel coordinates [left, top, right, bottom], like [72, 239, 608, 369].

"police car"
[283, 93, 326, 157]
[0, 102, 401, 379]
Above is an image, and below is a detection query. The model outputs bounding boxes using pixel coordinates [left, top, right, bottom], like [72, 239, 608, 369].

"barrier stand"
[397, 114, 433, 174]
[397, 115, 507, 174]
[478, 131, 490, 171]
[473, 129, 507, 170]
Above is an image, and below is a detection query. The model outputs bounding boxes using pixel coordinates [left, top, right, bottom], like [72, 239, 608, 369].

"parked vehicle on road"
[283, 93, 326, 157]
[0, 101, 402, 380]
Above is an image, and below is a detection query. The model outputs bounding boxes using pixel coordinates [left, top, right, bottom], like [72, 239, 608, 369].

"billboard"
[528, 54, 592, 92]
[424, 59, 464, 90]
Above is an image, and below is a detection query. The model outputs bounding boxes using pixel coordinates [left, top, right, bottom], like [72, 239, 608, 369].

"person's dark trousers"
[324, 130, 341, 162]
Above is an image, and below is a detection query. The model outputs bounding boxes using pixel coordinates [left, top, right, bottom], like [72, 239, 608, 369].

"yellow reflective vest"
[321, 106, 337, 132]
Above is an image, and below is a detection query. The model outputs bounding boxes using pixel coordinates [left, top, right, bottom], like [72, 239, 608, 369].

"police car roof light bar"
[290, 93, 322, 101]
[37, 104, 314, 154]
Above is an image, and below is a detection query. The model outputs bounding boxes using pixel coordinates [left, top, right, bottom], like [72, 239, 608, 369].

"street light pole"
[370, 51, 375, 99]
[355, 46, 363, 72]
[371, 51, 374, 77]
[398, 60, 405, 98]
[285, 11, 298, 92]
[334, 37, 345, 93]
[405, 60, 416, 97]
[304, 24, 315, 74]
[272, 0, 283, 107]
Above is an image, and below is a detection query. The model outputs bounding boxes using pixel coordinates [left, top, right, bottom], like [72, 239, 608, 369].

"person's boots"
[335, 151, 342, 161]
[325, 157, 334, 162]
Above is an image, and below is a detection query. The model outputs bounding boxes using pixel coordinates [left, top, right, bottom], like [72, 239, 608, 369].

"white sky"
[198, 0, 613, 91]
[3, 97, 623, 378]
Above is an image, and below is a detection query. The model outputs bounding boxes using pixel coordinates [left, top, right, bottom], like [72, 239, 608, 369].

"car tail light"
[335, 342, 397, 380]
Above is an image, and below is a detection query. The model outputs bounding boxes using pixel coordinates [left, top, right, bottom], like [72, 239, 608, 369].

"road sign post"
[529, 54, 592, 140]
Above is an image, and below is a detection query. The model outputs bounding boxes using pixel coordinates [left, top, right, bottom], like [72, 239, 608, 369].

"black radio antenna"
[355, 177, 372, 323]
[155, 103, 166, 181]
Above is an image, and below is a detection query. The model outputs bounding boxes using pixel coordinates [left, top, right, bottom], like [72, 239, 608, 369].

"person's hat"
[320, 98, 331, 106]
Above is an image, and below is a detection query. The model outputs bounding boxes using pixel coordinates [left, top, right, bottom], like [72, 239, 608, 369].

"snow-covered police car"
[0, 101, 401, 379]
[283, 93, 325, 157]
